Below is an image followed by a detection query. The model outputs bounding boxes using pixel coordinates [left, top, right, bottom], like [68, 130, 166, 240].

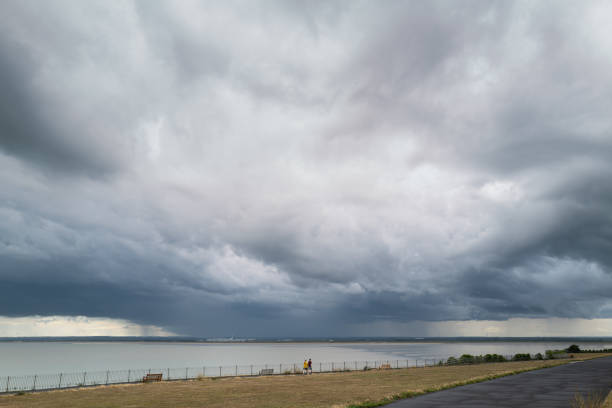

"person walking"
[308, 358, 312, 374]
[303, 359, 308, 375]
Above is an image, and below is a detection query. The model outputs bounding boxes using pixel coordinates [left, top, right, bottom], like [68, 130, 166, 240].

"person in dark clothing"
[308, 358, 312, 374]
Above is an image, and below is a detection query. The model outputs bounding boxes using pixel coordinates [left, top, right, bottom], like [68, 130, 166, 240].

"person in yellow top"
[303, 359, 308, 375]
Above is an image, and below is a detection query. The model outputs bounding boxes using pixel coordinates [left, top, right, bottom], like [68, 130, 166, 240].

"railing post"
[59, 373, 63, 388]
[203, 366, 206, 377]
[6, 376, 9, 392]
[32, 374, 37, 391]
[332, 362, 334, 371]
[127, 370, 130, 383]
[319, 362, 321, 372]
[396, 360, 399, 369]
[344, 361, 346, 370]
[236, 365, 238, 376]
[167, 368, 170, 380]
[250, 365, 253, 376]
[83, 372, 87, 386]
[185, 368, 188, 380]
[105, 370, 109, 385]
[219, 366, 221, 377]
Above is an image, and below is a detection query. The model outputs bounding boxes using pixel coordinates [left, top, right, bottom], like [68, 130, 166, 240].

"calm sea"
[1, 340, 612, 377]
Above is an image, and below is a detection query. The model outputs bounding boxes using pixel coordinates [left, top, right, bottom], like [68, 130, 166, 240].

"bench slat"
[143, 373, 163, 382]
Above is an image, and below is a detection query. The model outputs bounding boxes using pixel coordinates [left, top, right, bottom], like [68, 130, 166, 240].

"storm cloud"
[1, 0, 612, 336]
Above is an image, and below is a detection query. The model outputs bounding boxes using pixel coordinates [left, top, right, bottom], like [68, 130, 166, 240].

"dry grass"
[572, 391, 608, 408]
[1, 354, 609, 408]
[603, 390, 612, 408]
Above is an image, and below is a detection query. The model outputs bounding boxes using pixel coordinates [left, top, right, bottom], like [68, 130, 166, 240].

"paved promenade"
[388, 356, 612, 407]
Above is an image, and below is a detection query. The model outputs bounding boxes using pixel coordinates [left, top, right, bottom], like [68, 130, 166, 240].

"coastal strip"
[0, 353, 610, 408]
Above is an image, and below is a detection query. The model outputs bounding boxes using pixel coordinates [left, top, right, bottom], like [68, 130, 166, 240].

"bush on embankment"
[568, 344, 612, 353]
[444, 351, 560, 365]
[445, 354, 507, 365]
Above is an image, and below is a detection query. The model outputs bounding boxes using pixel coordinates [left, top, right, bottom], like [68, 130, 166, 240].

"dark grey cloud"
[1, 0, 612, 336]
[0, 35, 113, 175]
[0, 1, 168, 176]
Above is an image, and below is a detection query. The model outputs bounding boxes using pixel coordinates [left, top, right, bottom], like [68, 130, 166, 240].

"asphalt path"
[387, 357, 612, 407]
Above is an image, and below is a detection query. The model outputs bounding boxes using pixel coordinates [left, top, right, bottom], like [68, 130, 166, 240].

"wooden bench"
[143, 373, 163, 382]
[259, 368, 274, 376]
[379, 364, 391, 370]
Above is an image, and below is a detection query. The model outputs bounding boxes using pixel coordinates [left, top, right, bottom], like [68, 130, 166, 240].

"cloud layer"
[1, 0, 612, 336]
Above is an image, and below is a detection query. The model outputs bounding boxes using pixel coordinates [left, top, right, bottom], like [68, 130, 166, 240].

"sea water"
[2, 340, 612, 377]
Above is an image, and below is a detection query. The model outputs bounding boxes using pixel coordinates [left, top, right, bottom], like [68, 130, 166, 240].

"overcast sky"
[1, 0, 612, 337]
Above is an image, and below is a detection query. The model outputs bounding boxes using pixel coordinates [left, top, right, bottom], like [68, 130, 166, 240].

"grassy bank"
[1, 353, 609, 408]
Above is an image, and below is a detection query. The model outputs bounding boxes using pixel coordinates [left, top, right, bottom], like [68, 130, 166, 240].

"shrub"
[566, 344, 581, 353]
[446, 356, 458, 365]
[535, 353, 543, 360]
[512, 353, 531, 361]
[583, 348, 612, 353]
[484, 354, 506, 362]
[459, 354, 475, 364]
[546, 349, 570, 359]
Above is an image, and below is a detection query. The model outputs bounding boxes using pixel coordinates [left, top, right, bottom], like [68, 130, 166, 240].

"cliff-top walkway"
[1, 354, 610, 408]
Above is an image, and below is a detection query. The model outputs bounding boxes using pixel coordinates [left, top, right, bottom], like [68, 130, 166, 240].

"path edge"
[346, 357, 609, 408]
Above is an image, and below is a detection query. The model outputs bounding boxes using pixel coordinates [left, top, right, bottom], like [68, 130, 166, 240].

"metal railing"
[0, 353, 535, 394]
